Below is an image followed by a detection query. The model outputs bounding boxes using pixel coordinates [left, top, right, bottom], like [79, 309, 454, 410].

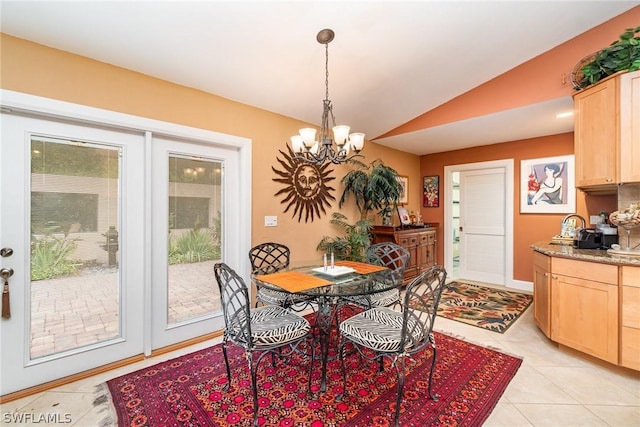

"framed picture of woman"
[520, 155, 575, 213]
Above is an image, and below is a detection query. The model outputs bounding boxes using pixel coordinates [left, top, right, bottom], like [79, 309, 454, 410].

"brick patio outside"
[30, 260, 220, 358]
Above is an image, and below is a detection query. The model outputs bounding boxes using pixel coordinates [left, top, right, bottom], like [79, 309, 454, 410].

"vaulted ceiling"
[2, 1, 638, 154]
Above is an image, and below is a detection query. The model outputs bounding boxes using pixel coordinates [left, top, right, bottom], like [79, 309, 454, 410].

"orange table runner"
[255, 271, 332, 293]
[334, 261, 388, 274]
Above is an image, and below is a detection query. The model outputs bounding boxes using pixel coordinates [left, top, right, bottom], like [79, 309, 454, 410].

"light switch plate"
[264, 216, 278, 227]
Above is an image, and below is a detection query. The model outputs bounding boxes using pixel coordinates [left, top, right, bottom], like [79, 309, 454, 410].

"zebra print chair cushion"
[339, 306, 423, 352]
[345, 288, 400, 310]
[248, 305, 311, 346]
[257, 287, 313, 307]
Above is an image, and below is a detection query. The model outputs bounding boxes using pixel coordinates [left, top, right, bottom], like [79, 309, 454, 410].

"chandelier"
[290, 29, 365, 165]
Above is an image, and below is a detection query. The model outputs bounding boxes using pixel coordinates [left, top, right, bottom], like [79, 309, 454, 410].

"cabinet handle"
[606, 178, 613, 182]
[551, 275, 558, 279]
[543, 273, 548, 277]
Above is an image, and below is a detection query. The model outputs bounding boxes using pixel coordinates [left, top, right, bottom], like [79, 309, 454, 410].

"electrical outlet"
[264, 216, 278, 227]
[589, 215, 601, 225]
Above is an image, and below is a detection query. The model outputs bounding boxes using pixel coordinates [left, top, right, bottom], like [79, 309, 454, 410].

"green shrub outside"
[31, 235, 80, 280]
[168, 227, 220, 264]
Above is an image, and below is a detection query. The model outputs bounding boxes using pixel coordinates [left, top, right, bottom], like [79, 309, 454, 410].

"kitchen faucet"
[560, 214, 586, 237]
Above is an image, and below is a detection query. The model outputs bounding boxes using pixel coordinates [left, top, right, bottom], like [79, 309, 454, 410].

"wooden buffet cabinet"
[573, 69, 640, 191]
[371, 226, 437, 285]
[532, 247, 640, 371]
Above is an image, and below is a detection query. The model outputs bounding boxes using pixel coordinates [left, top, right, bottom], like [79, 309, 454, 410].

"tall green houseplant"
[339, 159, 402, 222]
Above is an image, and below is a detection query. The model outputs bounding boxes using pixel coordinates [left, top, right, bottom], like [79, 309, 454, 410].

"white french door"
[150, 136, 241, 349]
[0, 113, 145, 395]
[0, 91, 251, 396]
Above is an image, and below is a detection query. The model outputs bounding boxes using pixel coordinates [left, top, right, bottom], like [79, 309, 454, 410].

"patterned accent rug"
[437, 281, 533, 333]
[97, 317, 522, 426]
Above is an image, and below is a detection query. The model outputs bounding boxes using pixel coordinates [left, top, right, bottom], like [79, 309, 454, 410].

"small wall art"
[397, 176, 408, 204]
[423, 175, 439, 207]
[520, 154, 575, 214]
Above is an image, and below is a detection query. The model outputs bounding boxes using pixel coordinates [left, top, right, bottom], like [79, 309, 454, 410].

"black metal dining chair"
[337, 265, 448, 427]
[249, 242, 314, 311]
[343, 242, 410, 309]
[214, 262, 315, 426]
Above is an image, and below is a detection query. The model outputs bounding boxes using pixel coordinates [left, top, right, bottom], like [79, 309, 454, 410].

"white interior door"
[0, 112, 145, 395]
[150, 136, 242, 350]
[459, 168, 506, 284]
[444, 160, 514, 287]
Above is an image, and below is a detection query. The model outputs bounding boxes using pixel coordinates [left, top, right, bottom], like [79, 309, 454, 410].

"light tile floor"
[2, 286, 640, 426]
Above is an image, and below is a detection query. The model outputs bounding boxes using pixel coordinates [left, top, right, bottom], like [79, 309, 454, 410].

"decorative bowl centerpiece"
[608, 203, 640, 255]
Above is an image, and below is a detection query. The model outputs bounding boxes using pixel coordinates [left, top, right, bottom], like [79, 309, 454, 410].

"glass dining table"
[252, 260, 395, 392]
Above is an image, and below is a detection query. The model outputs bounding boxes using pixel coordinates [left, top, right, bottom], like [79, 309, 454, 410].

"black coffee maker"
[573, 228, 603, 249]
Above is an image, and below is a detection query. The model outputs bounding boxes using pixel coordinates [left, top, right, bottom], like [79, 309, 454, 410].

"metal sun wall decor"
[272, 144, 336, 222]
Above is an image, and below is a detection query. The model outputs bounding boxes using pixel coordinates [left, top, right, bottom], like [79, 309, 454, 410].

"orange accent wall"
[378, 5, 640, 138]
[0, 34, 420, 263]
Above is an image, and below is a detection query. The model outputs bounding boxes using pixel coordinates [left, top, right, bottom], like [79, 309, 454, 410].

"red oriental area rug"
[98, 327, 522, 427]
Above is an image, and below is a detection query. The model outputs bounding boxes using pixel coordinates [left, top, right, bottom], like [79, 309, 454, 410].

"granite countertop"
[531, 241, 640, 266]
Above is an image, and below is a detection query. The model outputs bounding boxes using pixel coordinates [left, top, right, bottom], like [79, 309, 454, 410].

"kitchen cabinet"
[550, 257, 619, 364]
[621, 266, 640, 370]
[532, 252, 551, 338]
[573, 69, 640, 190]
[371, 226, 437, 285]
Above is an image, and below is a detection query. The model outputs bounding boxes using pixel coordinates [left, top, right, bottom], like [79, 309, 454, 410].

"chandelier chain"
[325, 42, 330, 102]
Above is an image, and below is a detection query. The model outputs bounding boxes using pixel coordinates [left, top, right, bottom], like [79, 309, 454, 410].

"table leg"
[315, 297, 333, 393]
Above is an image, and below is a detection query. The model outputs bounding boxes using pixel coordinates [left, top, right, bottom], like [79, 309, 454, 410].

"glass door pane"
[30, 136, 121, 359]
[167, 155, 222, 324]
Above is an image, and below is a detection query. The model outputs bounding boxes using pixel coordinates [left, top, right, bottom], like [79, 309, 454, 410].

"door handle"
[0, 268, 14, 280]
[1, 268, 13, 319]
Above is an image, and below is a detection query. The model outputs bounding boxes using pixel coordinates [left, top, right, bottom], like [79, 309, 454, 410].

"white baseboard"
[507, 279, 533, 293]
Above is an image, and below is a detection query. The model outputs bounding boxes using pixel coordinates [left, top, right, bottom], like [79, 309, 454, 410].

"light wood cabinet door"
[533, 252, 551, 338]
[573, 75, 619, 188]
[550, 258, 619, 364]
[621, 266, 640, 370]
[574, 69, 640, 189]
[619, 70, 640, 183]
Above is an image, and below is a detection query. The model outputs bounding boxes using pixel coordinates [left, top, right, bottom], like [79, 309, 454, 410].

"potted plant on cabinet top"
[338, 159, 402, 224]
[573, 26, 640, 90]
